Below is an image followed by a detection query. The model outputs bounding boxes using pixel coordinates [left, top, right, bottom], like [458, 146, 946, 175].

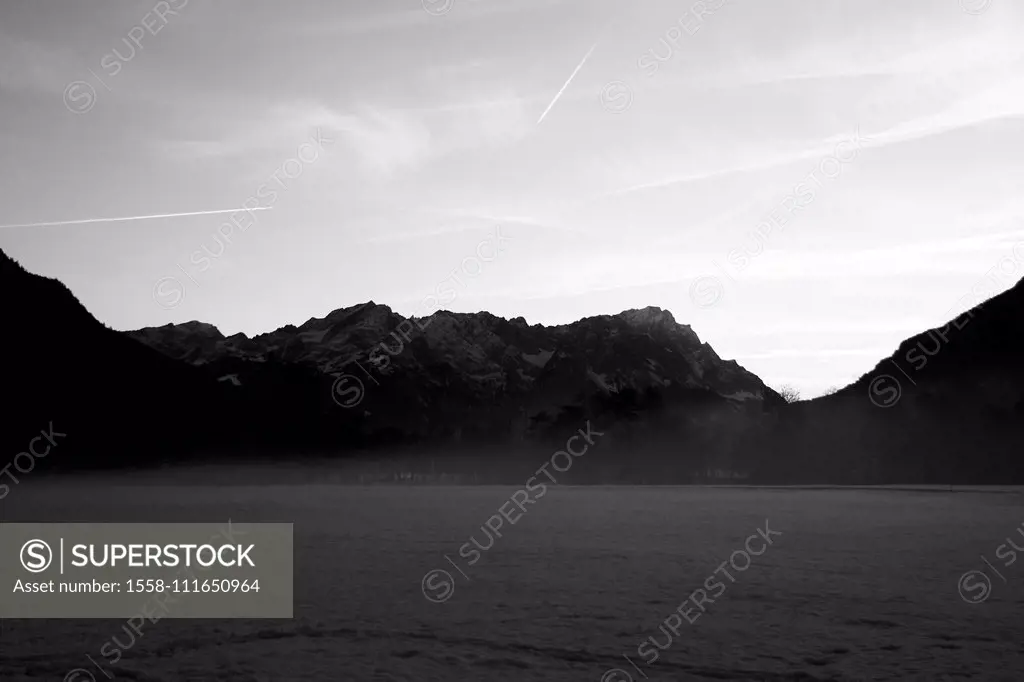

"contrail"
[0, 206, 272, 229]
[536, 42, 598, 125]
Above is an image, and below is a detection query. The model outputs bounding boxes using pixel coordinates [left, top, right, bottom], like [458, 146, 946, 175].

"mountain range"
[4, 247, 1021, 483]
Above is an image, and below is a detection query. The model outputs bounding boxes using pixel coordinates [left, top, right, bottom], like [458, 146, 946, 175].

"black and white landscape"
[2, 0, 1023, 680]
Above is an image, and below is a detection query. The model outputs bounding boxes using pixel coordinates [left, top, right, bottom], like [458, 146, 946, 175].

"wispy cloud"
[601, 127, 869, 198]
[603, 19, 1024, 200]
[157, 101, 434, 174]
[861, 73, 1024, 149]
[158, 92, 530, 177]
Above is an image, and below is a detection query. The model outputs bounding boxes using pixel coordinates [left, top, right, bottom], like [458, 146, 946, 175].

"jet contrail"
[0, 206, 272, 229]
[536, 42, 598, 125]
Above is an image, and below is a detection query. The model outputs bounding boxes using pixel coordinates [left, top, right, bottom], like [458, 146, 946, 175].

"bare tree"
[820, 386, 840, 397]
[777, 384, 801, 403]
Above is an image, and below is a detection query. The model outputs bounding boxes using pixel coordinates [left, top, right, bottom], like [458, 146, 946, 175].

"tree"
[777, 384, 801, 403]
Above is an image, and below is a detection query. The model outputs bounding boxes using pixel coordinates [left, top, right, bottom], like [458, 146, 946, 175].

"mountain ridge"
[6, 244, 1023, 483]
[127, 299, 783, 455]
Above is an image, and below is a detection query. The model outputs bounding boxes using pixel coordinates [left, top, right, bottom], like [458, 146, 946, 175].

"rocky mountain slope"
[127, 303, 782, 471]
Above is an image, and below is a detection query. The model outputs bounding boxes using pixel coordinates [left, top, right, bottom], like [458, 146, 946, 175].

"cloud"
[438, 91, 531, 148]
[599, 75, 1024, 200]
[157, 101, 434, 175]
[861, 73, 1024, 149]
[601, 126, 872, 198]
[336, 106, 435, 175]
[157, 92, 530, 177]
[607, 21, 1024, 199]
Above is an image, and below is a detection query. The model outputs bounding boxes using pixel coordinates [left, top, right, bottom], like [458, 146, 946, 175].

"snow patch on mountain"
[587, 367, 618, 393]
[522, 349, 554, 368]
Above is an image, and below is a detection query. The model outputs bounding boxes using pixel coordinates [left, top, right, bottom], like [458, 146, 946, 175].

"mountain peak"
[615, 306, 701, 344]
[177, 320, 224, 337]
[617, 306, 676, 327]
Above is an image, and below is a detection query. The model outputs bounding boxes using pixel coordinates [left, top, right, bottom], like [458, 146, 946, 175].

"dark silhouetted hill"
[755, 277, 1024, 484]
[0, 249, 233, 469]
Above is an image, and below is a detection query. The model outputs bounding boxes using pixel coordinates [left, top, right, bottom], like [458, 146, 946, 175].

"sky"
[1, 0, 1024, 397]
